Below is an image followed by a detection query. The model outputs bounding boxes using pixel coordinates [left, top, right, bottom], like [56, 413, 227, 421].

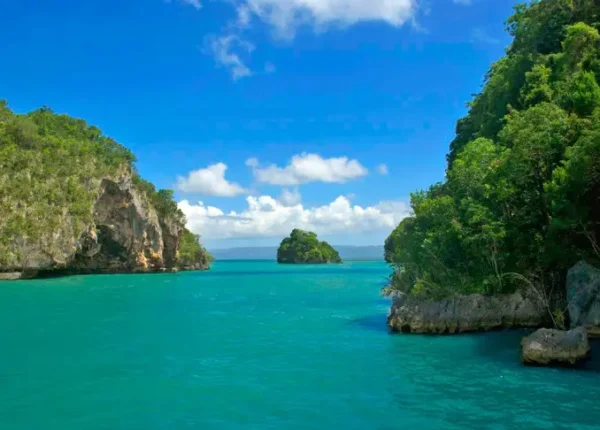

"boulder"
[567, 262, 600, 337]
[0, 272, 22, 281]
[387, 290, 547, 334]
[521, 327, 590, 366]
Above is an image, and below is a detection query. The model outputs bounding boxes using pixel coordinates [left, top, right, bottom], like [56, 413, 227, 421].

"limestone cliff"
[0, 172, 209, 279]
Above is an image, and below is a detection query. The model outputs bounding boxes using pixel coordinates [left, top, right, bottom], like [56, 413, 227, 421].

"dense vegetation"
[0, 102, 210, 269]
[179, 229, 213, 268]
[385, 0, 600, 305]
[277, 229, 342, 264]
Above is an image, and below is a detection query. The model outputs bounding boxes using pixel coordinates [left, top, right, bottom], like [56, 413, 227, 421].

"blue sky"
[0, 0, 519, 249]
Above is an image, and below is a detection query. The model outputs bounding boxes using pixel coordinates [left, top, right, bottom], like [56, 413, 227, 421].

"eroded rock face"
[387, 290, 547, 334]
[0, 173, 208, 277]
[72, 177, 165, 273]
[159, 217, 182, 269]
[521, 327, 590, 366]
[567, 262, 600, 338]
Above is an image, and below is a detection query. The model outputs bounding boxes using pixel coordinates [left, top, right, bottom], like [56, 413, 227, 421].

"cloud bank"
[179, 194, 411, 239]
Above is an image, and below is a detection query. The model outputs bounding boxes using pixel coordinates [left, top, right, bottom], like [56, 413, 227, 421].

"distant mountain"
[209, 247, 276, 261]
[336, 246, 383, 261]
[209, 245, 384, 261]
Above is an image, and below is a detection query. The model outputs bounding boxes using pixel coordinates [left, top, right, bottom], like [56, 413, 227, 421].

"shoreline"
[0, 265, 211, 281]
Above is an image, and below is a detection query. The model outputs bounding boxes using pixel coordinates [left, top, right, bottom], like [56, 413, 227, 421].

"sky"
[0, 0, 520, 249]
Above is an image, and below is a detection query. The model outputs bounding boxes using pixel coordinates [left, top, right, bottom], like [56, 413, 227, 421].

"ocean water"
[1, 261, 600, 430]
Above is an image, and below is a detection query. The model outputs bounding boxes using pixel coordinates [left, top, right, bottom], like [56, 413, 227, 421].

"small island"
[0, 103, 213, 279]
[277, 229, 342, 264]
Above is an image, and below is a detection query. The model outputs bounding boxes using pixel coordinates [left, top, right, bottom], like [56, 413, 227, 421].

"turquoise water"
[1, 261, 600, 429]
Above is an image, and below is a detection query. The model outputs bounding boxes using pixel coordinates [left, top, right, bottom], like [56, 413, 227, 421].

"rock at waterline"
[521, 327, 590, 366]
[387, 290, 546, 334]
[567, 262, 600, 338]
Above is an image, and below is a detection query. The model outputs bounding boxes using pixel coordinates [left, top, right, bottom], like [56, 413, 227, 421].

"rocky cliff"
[0, 103, 211, 280]
[387, 290, 548, 334]
[0, 172, 210, 280]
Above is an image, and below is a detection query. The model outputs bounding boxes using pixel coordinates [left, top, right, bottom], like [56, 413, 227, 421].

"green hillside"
[385, 0, 600, 302]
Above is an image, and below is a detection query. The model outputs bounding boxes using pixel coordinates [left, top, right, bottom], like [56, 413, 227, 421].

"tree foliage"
[178, 229, 213, 269]
[277, 229, 342, 264]
[386, 0, 600, 299]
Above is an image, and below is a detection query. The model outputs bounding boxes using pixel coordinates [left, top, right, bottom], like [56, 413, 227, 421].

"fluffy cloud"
[248, 153, 368, 186]
[279, 188, 302, 206]
[240, 0, 418, 39]
[205, 35, 254, 80]
[179, 194, 411, 239]
[176, 163, 246, 196]
[377, 163, 389, 175]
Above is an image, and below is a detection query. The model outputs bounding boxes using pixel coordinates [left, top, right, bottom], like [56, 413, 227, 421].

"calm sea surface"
[1, 261, 600, 429]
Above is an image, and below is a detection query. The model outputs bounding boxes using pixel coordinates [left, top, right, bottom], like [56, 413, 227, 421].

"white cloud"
[179, 194, 411, 239]
[182, 0, 201, 8]
[176, 163, 246, 196]
[453, 0, 471, 4]
[236, 4, 252, 27]
[248, 153, 368, 186]
[377, 163, 389, 175]
[240, 0, 418, 39]
[189, 0, 419, 79]
[205, 35, 254, 80]
[279, 188, 302, 206]
[245, 157, 260, 168]
[166, 0, 202, 9]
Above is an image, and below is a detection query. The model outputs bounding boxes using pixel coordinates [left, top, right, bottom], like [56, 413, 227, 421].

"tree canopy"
[277, 229, 342, 264]
[385, 0, 600, 300]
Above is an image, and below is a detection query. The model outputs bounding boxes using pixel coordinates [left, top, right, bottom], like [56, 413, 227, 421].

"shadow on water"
[473, 329, 600, 372]
[472, 330, 527, 364]
[349, 313, 390, 333]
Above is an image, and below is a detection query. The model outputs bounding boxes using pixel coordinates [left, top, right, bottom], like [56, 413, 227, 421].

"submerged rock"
[567, 262, 600, 337]
[387, 290, 547, 334]
[521, 327, 590, 366]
